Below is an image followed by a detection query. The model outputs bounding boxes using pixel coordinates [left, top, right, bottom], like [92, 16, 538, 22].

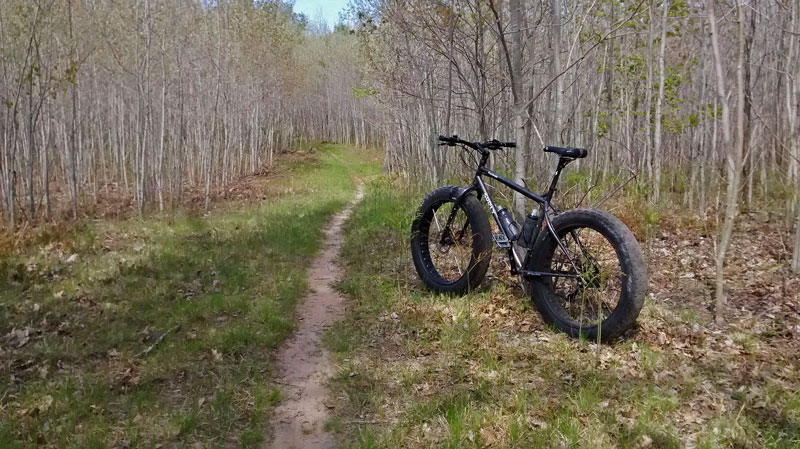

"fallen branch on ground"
[136, 324, 181, 358]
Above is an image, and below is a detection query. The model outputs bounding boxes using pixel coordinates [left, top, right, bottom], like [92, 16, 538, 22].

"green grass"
[0, 144, 380, 447]
[327, 176, 800, 448]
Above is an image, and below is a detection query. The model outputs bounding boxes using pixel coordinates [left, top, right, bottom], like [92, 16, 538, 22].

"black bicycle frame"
[442, 145, 581, 280]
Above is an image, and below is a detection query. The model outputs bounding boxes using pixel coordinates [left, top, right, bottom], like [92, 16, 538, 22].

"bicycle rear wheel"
[528, 208, 646, 342]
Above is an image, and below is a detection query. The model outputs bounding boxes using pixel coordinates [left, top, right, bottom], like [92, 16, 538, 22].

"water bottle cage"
[518, 214, 540, 249]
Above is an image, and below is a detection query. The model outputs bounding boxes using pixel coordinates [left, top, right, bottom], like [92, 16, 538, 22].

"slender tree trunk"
[551, 0, 563, 143]
[43, 112, 51, 220]
[644, 2, 655, 181]
[157, 33, 167, 212]
[790, 0, 800, 271]
[743, 7, 754, 207]
[511, 0, 527, 220]
[205, 4, 223, 212]
[709, 0, 745, 324]
[27, 66, 36, 220]
[653, 0, 669, 203]
[68, 0, 79, 220]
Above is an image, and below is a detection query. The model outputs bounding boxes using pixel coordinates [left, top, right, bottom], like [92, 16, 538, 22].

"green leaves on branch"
[351, 87, 379, 99]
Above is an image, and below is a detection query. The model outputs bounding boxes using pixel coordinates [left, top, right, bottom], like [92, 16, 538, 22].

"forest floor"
[328, 177, 800, 448]
[0, 144, 380, 447]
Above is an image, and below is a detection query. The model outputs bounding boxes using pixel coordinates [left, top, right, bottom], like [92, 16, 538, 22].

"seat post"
[544, 157, 574, 201]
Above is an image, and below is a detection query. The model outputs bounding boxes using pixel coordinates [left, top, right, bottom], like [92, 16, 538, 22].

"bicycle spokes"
[550, 228, 624, 325]
[428, 203, 473, 281]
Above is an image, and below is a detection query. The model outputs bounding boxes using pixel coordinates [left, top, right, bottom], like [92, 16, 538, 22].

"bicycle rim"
[424, 200, 474, 283]
[546, 226, 624, 328]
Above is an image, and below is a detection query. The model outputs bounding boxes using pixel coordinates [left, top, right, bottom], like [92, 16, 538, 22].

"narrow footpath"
[268, 183, 364, 449]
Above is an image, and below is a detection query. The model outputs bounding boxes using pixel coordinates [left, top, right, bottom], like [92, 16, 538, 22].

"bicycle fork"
[442, 180, 527, 274]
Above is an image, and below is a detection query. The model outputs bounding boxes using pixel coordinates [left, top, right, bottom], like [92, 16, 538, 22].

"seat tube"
[545, 157, 571, 200]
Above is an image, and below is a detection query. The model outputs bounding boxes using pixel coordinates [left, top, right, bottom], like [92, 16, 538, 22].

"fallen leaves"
[16, 394, 54, 417]
[5, 326, 34, 348]
[118, 366, 142, 386]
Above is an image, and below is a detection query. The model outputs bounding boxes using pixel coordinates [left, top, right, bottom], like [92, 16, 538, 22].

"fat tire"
[411, 186, 492, 294]
[528, 208, 646, 342]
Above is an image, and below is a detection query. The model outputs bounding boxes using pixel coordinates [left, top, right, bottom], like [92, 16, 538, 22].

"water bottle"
[497, 207, 520, 240]
[518, 211, 540, 248]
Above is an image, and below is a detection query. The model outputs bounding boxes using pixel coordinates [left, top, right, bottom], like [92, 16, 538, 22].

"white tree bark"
[652, 0, 669, 203]
[708, 0, 745, 324]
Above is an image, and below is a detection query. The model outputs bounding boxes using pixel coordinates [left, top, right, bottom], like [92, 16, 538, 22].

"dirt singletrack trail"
[268, 183, 364, 449]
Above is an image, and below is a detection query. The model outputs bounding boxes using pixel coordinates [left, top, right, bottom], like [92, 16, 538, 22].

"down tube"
[475, 176, 501, 227]
[476, 175, 524, 268]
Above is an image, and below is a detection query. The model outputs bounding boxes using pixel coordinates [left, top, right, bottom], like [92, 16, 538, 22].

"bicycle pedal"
[493, 233, 512, 249]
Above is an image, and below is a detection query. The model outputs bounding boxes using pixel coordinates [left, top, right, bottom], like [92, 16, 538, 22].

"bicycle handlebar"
[438, 135, 589, 160]
[487, 139, 517, 148]
[437, 135, 461, 146]
[437, 135, 516, 150]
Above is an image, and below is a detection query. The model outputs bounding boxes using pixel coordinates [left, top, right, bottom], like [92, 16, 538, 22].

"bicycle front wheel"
[411, 186, 492, 294]
[528, 208, 647, 342]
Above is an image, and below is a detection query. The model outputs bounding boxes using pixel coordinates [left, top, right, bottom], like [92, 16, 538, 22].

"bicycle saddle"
[544, 146, 588, 159]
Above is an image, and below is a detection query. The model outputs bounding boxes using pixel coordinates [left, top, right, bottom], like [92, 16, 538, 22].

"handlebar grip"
[504, 142, 516, 148]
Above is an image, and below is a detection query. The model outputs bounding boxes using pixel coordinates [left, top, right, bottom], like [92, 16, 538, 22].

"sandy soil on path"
[267, 184, 364, 449]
